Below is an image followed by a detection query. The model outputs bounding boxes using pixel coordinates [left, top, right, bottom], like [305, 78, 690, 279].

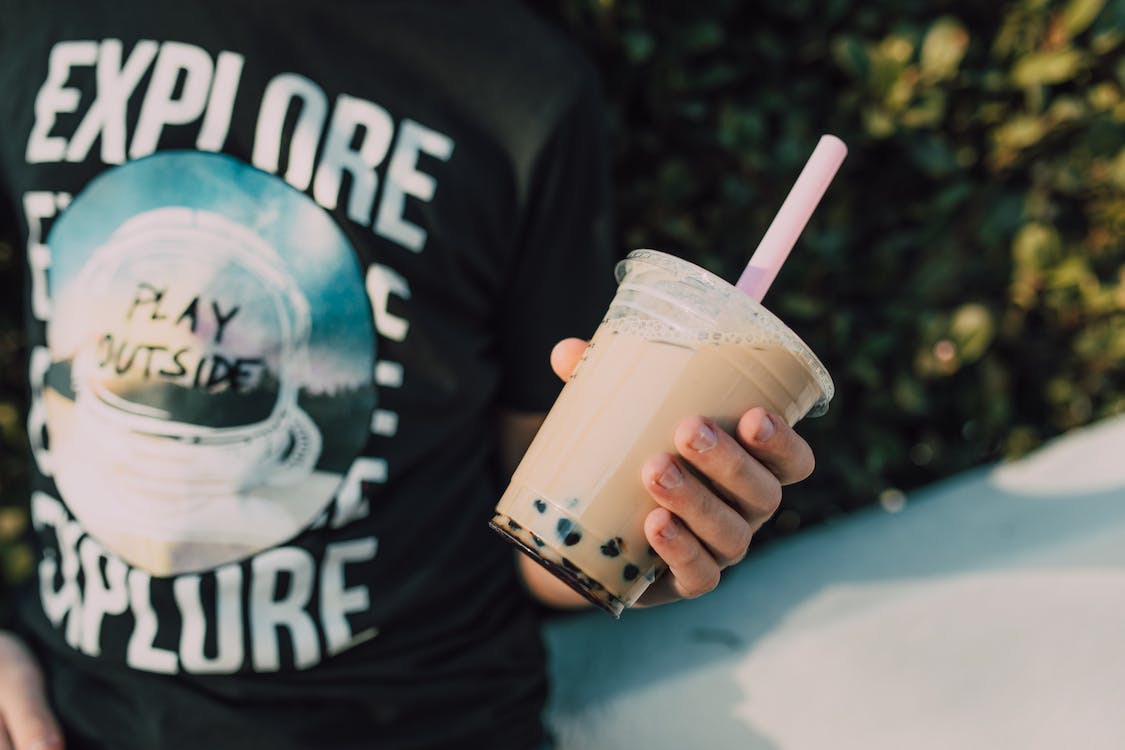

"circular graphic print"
[44, 151, 377, 575]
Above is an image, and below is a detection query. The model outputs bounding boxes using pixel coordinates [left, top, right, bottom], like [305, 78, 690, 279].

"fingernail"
[658, 516, 679, 541]
[31, 737, 63, 750]
[656, 461, 683, 489]
[689, 423, 717, 453]
[755, 413, 777, 442]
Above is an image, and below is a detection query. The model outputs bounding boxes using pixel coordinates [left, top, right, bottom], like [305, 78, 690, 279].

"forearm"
[497, 407, 593, 611]
[515, 551, 592, 610]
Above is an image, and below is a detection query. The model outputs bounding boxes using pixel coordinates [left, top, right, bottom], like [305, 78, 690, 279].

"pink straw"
[736, 134, 848, 302]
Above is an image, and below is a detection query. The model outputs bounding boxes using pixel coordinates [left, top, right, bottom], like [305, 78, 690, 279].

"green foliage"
[0, 234, 29, 587]
[534, 0, 1125, 533]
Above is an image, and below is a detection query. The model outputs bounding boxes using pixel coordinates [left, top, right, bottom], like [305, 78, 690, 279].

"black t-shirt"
[0, 2, 615, 748]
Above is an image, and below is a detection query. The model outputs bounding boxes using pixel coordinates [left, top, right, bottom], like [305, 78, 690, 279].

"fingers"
[549, 338, 589, 381]
[667, 414, 786, 533]
[641, 454, 752, 566]
[638, 451, 752, 605]
[636, 408, 814, 607]
[0, 634, 64, 750]
[734, 408, 815, 486]
[641, 507, 722, 602]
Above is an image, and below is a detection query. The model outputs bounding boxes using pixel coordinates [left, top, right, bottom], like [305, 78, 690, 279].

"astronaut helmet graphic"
[40, 151, 376, 577]
[42, 203, 347, 577]
[58, 206, 323, 493]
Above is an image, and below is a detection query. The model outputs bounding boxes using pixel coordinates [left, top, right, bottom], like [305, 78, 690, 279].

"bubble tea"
[490, 249, 834, 616]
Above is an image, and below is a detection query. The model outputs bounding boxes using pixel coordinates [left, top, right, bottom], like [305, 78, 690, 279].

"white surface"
[544, 414, 1125, 749]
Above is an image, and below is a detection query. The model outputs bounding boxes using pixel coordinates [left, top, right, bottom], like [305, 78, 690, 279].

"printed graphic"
[44, 152, 376, 576]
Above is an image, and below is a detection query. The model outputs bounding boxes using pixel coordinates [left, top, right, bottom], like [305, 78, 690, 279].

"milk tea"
[490, 250, 832, 616]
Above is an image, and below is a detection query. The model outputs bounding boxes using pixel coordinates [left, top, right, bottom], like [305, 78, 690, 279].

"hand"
[0, 632, 63, 750]
[551, 338, 815, 607]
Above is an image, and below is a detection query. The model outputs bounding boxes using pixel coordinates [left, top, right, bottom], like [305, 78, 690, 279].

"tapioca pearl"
[565, 497, 580, 510]
[532, 534, 545, 547]
[533, 499, 547, 514]
[563, 531, 582, 546]
[556, 518, 574, 538]
[623, 564, 640, 581]
[507, 519, 523, 531]
[601, 538, 622, 557]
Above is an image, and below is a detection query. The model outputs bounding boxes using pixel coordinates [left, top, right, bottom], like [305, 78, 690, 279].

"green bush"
[0, 225, 29, 584]
[533, 0, 1125, 533]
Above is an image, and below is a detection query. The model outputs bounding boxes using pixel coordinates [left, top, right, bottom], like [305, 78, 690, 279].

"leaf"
[1046, 95, 1086, 123]
[1061, 0, 1107, 37]
[716, 104, 765, 153]
[871, 37, 913, 96]
[1012, 223, 1063, 271]
[893, 375, 928, 415]
[681, 20, 724, 53]
[878, 35, 914, 65]
[863, 106, 897, 138]
[831, 35, 869, 79]
[778, 293, 826, 320]
[622, 29, 655, 64]
[951, 304, 996, 362]
[0, 401, 18, 437]
[1087, 82, 1120, 112]
[848, 358, 883, 389]
[933, 181, 974, 213]
[907, 134, 960, 177]
[1047, 256, 1099, 294]
[1108, 148, 1125, 189]
[993, 114, 1049, 151]
[921, 17, 970, 81]
[689, 63, 739, 90]
[1011, 48, 1084, 87]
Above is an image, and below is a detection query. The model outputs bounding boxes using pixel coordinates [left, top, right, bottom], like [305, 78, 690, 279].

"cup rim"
[615, 249, 835, 413]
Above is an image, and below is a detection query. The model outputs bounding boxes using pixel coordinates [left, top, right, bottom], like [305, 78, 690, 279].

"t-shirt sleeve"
[497, 69, 617, 413]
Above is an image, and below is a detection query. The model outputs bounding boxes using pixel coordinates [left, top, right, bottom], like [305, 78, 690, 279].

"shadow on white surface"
[543, 414, 1125, 750]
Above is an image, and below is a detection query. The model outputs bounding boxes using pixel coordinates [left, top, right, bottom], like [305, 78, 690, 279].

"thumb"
[0, 634, 64, 750]
[550, 338, 589, 382]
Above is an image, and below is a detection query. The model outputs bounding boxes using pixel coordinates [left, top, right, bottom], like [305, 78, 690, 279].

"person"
[0, 1, 816, 748]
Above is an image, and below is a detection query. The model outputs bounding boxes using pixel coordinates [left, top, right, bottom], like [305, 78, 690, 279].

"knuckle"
[685, 569, 721, 599]
[722, 526, 754, 566]
[783, 437, 816, 485]
[720, 453, 764, 499]
[653, 482, 692, 515]
[682, 586, 707, 600]
[673, 556, 721, 600]
[756, 481, 783, 515]
[723, 454, 754, 486]
[799, 452, 816, 482]
[671, 535, 701, 567]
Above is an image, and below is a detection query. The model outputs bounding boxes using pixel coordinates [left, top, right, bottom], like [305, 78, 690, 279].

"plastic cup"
[490, 249, 833, 616]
